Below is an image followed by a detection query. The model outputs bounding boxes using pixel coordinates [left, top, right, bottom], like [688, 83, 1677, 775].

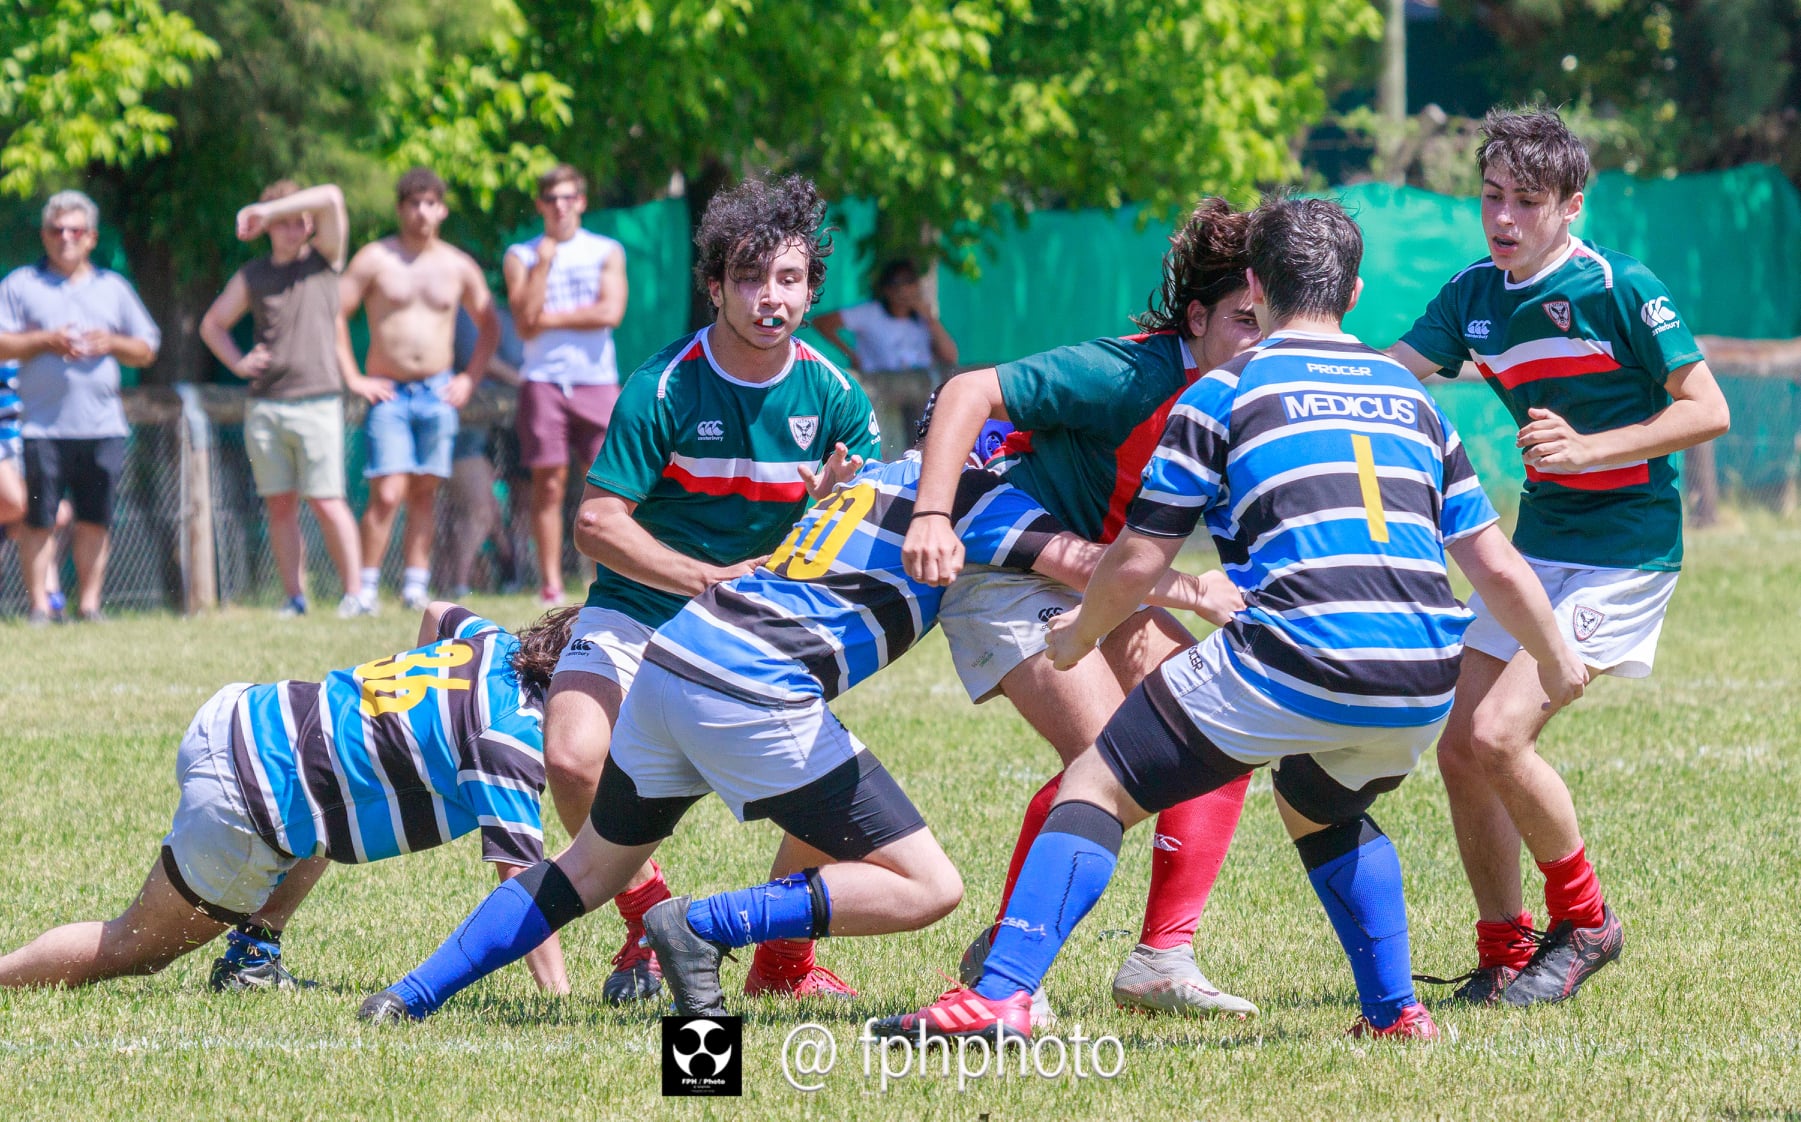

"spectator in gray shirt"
[0, 190, 160, 624]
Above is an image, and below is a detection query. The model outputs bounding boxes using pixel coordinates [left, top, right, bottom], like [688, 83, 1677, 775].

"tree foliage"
[508, 0, 1380, 261]
[1379, 0, 1801, 186]
[0, 0, 216, 196]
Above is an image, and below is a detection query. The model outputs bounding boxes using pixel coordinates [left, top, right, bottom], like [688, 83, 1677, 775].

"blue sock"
[685, 871, 825, 949]
[976, 802, 1122, 1000]
[389, 860, 586, 1018]
[1297, 817, 1415, 1028]
[223, 924, 281, 965]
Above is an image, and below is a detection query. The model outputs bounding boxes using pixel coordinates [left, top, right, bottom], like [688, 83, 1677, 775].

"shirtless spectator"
[337, 167, 500, 612]
[201, 180, 366, 619]
[503, 164, 628, 608]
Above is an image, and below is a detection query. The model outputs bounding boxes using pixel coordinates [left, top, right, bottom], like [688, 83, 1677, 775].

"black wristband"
[912, 510, 953, 521]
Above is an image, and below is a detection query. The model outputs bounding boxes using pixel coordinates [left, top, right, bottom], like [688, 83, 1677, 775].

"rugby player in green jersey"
[1387, 108, 1730, 1006]
[902, 199, 1265, 1022]
[541, 175, 881, 1005]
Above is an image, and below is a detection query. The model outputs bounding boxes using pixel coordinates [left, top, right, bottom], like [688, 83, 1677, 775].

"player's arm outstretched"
[1042, 528, 1190, 671]
[1031, 532, 1242, 634]
[1447, 524, 1589, 710]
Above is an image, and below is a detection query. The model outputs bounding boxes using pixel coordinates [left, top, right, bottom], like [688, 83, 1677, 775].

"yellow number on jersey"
[1350, 433, 1390, 543]
[355, 640, 474, 716]
[767, 483, 878, 580]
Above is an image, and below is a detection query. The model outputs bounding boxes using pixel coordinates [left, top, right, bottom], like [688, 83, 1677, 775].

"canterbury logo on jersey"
[1640, 296, 1679, 333]
[1281, 392, 1418, 425]
[697, 420, 725, 440]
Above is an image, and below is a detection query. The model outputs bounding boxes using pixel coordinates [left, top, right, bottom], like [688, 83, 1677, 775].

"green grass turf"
[1, 527, 1798, 1119]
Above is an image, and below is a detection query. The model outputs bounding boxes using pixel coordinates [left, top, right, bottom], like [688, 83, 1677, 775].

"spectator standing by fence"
[503, 165, 628, 609]
[337, 168, 500, 613]
[814, 258, 958, 374]
[200, 181, 366, 619]
[813, 258, 957, 454]
[0, 191, 160, 624]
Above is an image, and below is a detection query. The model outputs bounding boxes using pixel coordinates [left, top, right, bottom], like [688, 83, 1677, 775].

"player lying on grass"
[539, 174, 880, 1005]
[0, 603, 572, 994]
[876, 197, 1588, 1044]
[1387, 108, 1730, 1006]
[903, 198, 1263, 1023]
[357, 448, 1245, 1022]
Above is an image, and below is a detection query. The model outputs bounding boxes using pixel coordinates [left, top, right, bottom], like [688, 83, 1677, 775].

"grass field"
[1, 525, 1799, 1120]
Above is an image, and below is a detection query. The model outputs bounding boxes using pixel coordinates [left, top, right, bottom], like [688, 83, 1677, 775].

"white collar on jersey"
[697, 324, 798, 389]
[1501, 237, 1582, 291]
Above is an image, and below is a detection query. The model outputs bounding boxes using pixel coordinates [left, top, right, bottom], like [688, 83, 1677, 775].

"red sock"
[995, 773, 1063, 923]
[1538, 846, 1605, 929]
[613, 860, 671, 928]
[1475, 912, 1537, 972]
[1138, 772, 1250, 949]
[750, 937, 815, 982]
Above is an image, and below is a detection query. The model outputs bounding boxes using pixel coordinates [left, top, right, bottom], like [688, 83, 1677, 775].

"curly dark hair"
[693, 174, 834, 307]
[1132, 198, 1251, 338]
[509, 606, 579, 696]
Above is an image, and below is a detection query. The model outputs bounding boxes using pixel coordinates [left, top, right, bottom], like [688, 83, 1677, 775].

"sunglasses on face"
[43, 225, 92, 238]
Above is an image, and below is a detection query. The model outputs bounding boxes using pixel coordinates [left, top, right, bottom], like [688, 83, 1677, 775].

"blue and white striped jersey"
[227, 606, 546, 866]
[646, 456, 1063, 705]
[1128, 330, 1498, 727]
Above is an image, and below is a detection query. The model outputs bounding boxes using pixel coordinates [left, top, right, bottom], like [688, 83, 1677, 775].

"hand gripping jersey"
[1129, 331, 1500, 727]
[990, 331, 1200, 542]
[227, 607, 547, 866]
[585, 327, 883, 626]
[1401, 238, 1703, 571]
[646, 456, 1063, 705]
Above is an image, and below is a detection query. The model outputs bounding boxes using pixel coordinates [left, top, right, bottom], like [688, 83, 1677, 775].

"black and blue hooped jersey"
[646, 456, 1063, 705]
[227, 607, 546, 866]
[1129, 330, 1498, 728]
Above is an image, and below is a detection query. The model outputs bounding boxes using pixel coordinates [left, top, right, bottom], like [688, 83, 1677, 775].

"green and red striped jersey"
[1402, 239, 1703, 571]
[990, 331, 1201, 543]
[583, 327, 881, 626]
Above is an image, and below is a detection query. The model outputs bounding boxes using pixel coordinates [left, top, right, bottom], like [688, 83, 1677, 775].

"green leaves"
[0, 0, 216, 195]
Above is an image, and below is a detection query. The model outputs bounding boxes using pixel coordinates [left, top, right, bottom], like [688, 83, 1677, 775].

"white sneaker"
[401, 587, 431, 611]
[337, 594, 372, 619]
[1111, 943, 1258, 1017]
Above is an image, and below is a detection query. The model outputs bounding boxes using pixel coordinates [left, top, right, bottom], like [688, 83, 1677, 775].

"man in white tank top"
[503, 164, 629, 608]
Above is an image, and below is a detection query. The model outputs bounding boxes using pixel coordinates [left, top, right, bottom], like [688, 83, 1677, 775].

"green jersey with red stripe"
[991, 331, 1200, 542]
[583, 327, 881, 626]
[1402, 239, 1703, 571]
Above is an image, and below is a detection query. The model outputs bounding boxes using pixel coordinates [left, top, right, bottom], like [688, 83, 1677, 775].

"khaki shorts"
[1463, 556, 1679, 678]
[244, 394, 346, 499]
[939, 565, 1082, 702]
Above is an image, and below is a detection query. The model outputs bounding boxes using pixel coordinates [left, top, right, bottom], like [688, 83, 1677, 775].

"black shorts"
[23, 436, 125, 528]
[1093, 671, 1255, 814]
[590, 750, 926, 862]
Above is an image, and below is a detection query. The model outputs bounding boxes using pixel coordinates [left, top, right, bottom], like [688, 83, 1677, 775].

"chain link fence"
[0, 345, 1792, 617]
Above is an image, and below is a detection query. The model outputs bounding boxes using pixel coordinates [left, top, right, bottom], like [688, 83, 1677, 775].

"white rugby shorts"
[1159, 631, 1443, 793]
[939, 565, 1082, 701]
[606, 662, 866, 820]
[161, 684, 303, 921]
[1462, 556, 1678, 678]
[552, 605, 655, 691]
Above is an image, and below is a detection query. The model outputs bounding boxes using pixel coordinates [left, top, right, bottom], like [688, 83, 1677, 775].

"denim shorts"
[363, 371, 458, 479]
